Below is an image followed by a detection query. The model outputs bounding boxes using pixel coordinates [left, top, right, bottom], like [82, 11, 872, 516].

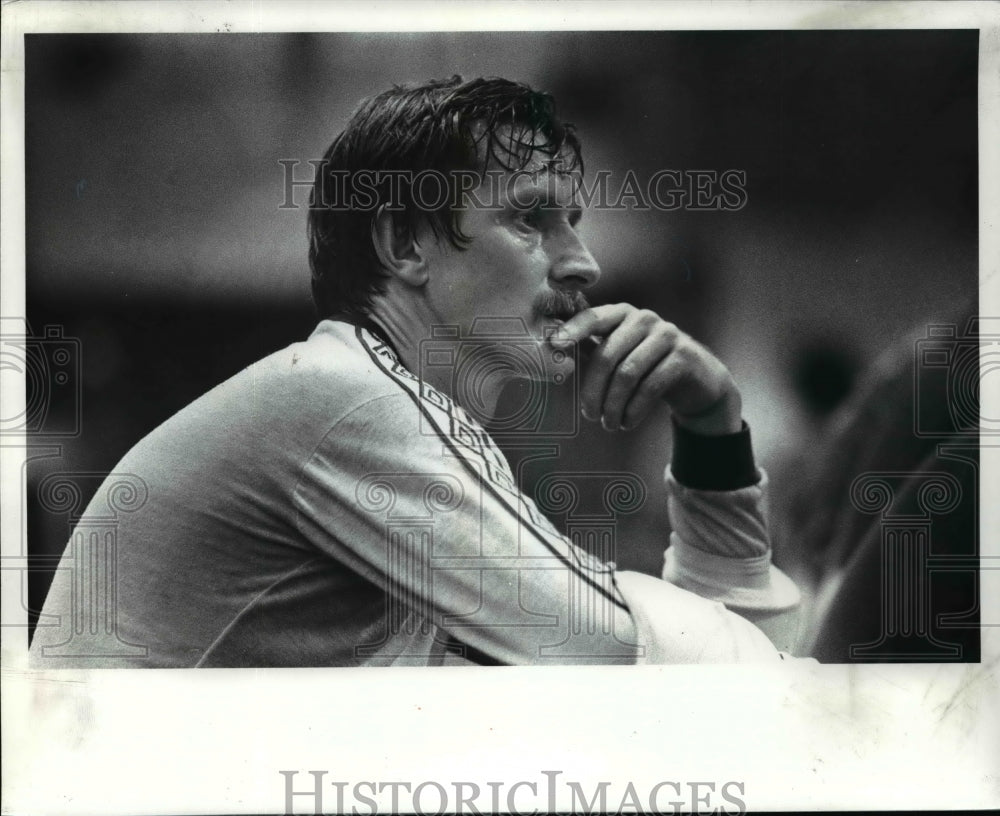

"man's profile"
[30, 76, 801, 667]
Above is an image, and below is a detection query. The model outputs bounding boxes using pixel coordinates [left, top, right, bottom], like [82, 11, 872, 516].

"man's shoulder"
[253, 319, 412, 406]
[283, 320, 440, 436]
[116, 320, 429, 482]
[285, 321, 509, 469]
[131, 320, 419, 454]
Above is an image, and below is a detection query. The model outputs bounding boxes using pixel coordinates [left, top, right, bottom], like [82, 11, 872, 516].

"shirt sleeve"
[292, 392, 642, 666]
[661, 421, 802, 651]
[292, 391, 799, 664]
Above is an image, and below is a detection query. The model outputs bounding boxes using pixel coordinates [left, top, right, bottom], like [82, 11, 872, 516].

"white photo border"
[2, 2, 998, 814]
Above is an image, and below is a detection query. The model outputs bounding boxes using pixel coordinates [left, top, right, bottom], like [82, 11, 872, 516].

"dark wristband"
[670, 419, 761, 490]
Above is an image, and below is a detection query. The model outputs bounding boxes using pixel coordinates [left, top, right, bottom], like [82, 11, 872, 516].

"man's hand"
[549, 304, 743, 436]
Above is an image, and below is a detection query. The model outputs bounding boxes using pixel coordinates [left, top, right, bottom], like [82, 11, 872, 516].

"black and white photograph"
[3, 1, 998, 814]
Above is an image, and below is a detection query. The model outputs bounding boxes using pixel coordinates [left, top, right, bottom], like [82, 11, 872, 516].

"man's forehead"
[500, 163, 581, 194]
[518, 153, 577, 176]
[471, 121, 579, 174]
[461, 122, 584, 209]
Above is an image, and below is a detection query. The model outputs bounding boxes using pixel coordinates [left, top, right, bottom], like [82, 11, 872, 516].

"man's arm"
[551, 305, 802, 650]
[293, 319, 800, 664]
[292, 391, 644, 666]
[662, 421, 801, 651]
[293, 394, 794, 665]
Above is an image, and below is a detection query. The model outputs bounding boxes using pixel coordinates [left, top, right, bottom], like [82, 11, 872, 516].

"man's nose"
[549, 229, 602, 289]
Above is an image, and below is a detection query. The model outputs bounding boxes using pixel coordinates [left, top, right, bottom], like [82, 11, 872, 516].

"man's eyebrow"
[505, 174, 584, 223]
[507, 194, 584, 226]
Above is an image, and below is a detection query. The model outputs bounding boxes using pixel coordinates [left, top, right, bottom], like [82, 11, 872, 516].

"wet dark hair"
[307, 76, 582, 319]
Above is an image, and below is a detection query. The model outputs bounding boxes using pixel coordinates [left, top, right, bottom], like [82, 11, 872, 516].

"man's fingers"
[621, 356, 686, 429]
[578, 309, 649, 421]
[549, 303, 632, 347]
[600, 331, 678, 429]
[578, 309, 673, 423]
[548, 302, 735, 433]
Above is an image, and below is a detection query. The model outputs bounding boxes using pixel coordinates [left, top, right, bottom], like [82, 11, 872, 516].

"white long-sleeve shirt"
[29, 320, 800, 667]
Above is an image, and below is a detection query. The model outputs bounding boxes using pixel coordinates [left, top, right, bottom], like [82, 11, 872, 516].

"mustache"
[533, 288, 590, 320]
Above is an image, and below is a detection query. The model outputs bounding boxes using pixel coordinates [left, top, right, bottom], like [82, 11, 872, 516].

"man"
[30, 76, 800, 667]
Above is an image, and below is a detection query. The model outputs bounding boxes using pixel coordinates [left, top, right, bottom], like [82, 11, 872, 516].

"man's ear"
[371, 205, 429, 286]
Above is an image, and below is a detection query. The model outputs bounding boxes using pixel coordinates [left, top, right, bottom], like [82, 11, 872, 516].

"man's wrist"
[671, 387, 743, 436]
[670, 418, 760, 490]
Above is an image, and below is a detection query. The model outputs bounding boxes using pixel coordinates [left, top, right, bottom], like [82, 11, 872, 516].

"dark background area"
[21, 31, 979, 658]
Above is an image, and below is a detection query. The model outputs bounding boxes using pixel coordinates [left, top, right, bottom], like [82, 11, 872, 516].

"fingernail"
[549, 330, 571, 348]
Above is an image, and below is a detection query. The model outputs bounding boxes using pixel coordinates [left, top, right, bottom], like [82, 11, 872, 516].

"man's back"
[31, 317, 802, 667]
[33, 321, 656, 667]
[31, 321, 425, 667]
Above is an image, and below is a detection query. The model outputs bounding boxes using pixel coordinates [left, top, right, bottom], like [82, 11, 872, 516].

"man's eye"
[514, 207, 543, 229]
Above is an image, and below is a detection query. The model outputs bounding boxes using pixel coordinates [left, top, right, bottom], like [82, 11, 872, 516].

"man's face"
[415, 151, 602, 381]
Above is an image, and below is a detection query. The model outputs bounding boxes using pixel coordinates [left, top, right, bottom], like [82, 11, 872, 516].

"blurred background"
[23, 31, 979, 658]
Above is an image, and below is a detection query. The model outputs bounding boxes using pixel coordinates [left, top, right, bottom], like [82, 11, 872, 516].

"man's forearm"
[662, 420, 801, 651]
